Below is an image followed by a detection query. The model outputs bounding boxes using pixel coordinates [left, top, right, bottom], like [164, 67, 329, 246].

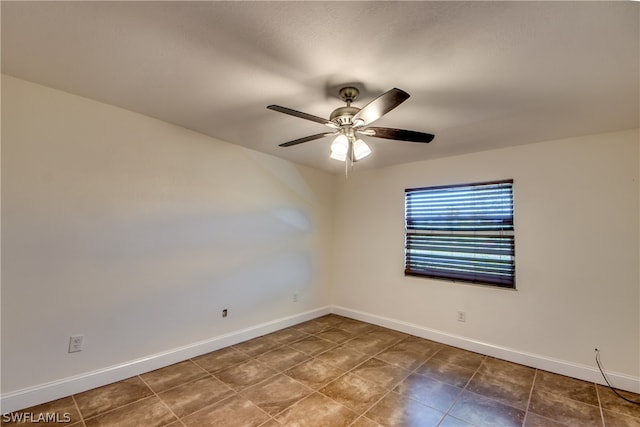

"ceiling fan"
[267, 86, 434, 170]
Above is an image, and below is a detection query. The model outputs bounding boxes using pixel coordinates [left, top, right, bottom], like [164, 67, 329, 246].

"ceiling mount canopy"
[267, 85, 435, 175]
[337, 86, 359, 105]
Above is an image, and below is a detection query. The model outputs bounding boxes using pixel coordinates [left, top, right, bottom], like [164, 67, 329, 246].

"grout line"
[189, 349, 250, 374]
[436, 354, 486, 424]
[343, 386, 394, 427]
[532, 373, 604, 410]
[178, 391, 239, 421]
[262, 377, 314, 422]
[522, 368, 538, 427]
[137, 375, 187, 427]
[311, 331, 402, 423]
[139, 362, 211, 395]
[462, 355, 485, 390]
[405, 345, 458, 422]
[78, 392, 162, 424]
[72, 374, 178, 424]
[345, 340, 451, 425]
[595, 380, 606, 427]
[243, 395, 275, 426]
[70, 394, 86, 426]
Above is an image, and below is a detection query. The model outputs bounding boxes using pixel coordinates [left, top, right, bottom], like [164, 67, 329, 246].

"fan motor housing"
[330, 106, 360, 126]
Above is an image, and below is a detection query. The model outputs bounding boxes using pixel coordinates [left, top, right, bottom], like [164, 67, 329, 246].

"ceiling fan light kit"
[267, 86, 435, 173]
[330, 134, 349, 156]
[353, 139, 372, 160]
[329, 136, 371, 162]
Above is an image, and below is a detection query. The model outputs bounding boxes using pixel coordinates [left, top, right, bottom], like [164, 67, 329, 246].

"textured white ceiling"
[2, 1, 638, 173]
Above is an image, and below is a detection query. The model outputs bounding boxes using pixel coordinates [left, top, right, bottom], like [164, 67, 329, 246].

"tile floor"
[3, 314, 640, 426]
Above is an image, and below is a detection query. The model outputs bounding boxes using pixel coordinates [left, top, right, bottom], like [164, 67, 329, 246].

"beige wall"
[332, 128, 639, 378]
[1, 75, 335, 393]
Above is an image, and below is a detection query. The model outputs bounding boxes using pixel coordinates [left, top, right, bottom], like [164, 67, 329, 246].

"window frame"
[404, 179, 515, 289]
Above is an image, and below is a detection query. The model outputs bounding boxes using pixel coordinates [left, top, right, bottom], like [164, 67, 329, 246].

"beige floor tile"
[449, 390, 525, 427]
[414, 357, 476, 388]
[375, 338, 437, 371]
[603, 409, 640, 427]
[257, 419, 281, 427]
[394, 373, 462, 412]
[293, 319, 333, 335]
[350, 358, 410, 390]
[438, 415, 477, 427]
[181, 395, 269, 427]
[364, 391, 445, 427]
[157, 375, 234, 418]
[342, 332, 401, 356]
[74, 377, 153, 419]
[314, 327, 357, 344]
[255, 345, 310, 371]
[275, 392, 358, 427]
[466, 371, 532, 411]
[264, 327, 309, 344]
[397, 336, 442, 354]
[311, 315, 345, 329]
[535, 370, 599, 407]
[523, 412, 568, 427]
[528, 388, 601, 427]
[597, 384, 640, 420]
[349, 416, 384, 427]
[284, 358, 345, 390]
[313, 345, 370, 371]
[478, 357, 535, 387]
[191, 346, 250, 373]
[288, 335, 336, 356]
[332, 319, 375, 334]
[432, 346, 486, 371]
[319, 372, 387, 414]
[140, 360, 208, 393]
[232, 335, 281, 357]
[84, 396, 176, 427]
[214, 359, 277, 392]
[240, 373, 312, 416]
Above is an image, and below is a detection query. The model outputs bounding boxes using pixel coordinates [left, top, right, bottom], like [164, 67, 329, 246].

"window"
[404, 180, 515, 288]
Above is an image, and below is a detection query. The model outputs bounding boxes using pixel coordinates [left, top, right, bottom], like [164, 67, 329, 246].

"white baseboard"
[331, 305, 640, 394]
[1, 306, 331, 414]
[3, 304, 638, 414]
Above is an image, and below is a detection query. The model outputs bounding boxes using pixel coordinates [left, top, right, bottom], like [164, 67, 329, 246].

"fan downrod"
[330, 87, 362, 126]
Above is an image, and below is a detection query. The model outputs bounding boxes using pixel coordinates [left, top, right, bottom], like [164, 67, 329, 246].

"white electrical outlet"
[293, 292, 298, 303]
[457, 311, 466, 322]
[69, 335, 84, 353]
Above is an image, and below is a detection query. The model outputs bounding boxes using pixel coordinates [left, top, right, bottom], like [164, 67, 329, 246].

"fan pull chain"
[345, 143, 350, 178]
[344, 151, 348, 178]
[345, 138, 355, 178]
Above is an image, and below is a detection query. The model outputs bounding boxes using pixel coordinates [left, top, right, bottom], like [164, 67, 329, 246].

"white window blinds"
[405, 180, 515, 288]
